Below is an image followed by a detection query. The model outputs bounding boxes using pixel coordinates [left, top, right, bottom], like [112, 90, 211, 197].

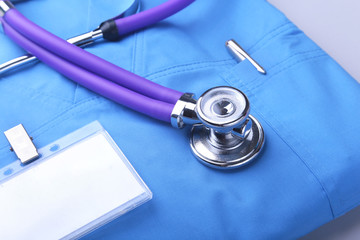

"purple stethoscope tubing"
[0, 0, 195, 122]
[114, 0, 195, 36]
[2, 21, 174, 122]
[2, 0, 196, 104]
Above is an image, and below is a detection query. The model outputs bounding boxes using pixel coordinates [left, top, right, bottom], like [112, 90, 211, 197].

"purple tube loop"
[2, 21, 174, 122]
[3, 8, 184, 104]
[114, 0, 195, 35]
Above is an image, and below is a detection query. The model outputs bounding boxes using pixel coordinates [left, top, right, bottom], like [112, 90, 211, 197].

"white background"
[268, 0, 360, 83]
[267, 0, 360, 239]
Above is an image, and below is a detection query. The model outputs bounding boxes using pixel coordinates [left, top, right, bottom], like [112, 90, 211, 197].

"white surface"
[0, 133, 145, 240]
[267, 0, 360, 239]
[268, 0, 360, 83]
[302, 206, 360, 240]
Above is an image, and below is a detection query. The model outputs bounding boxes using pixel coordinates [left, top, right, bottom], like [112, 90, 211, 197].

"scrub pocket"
[220, 23, 360, 218]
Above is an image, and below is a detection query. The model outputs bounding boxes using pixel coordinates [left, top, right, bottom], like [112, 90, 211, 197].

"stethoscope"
[0, 0, 265, 170]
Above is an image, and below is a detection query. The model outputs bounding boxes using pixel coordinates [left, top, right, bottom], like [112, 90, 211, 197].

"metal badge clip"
[4, 124, 39, 164]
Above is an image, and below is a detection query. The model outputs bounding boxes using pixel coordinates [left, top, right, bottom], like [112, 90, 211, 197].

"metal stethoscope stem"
[1, 0, 266, 169]
[0, 0, 142, 76]
[0, 29, 103, 75]
[1, 0, 188, 107]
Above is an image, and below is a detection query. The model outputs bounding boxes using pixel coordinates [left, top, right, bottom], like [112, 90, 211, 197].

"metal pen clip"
[226, 39, 266, 75]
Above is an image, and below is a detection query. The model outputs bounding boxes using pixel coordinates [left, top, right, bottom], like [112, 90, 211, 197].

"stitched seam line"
[3, 82, 75, 105]
[222, 49, 324, 87]
[140, 29, 145, 75]
[73, 84, 79, 104]
[260, 107, 335, 218]
[2, 74, 76, 103]
[30, 98, 104, 139]
[225, 50, 326, 93]
[264, 49, 324, 72]
[257, 107, 335, 218]
[0, 96, 102, 152]
[131, 33, 138, 73]
[30, 97, 102, 138]
[71, 0, 93, 103]
[221, 55, 335, 218]
[246, 53, 327, 94]
[144, 59, 235, 79]
[147, 60, 235, 81]
[140, 21, 294, 81]
[247, 21, 292, 53]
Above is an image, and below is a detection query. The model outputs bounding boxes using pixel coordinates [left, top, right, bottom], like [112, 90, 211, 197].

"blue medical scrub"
[1, 0, 360, 239]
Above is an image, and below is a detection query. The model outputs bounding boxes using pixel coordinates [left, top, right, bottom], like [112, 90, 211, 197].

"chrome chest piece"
[191, 87, 264, 169]
[171, 39, 265, 169]
[172, 86, 265, 170]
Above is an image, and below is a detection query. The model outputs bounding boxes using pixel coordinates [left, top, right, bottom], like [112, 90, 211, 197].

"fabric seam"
[147, 60, 235, 82]
[247, 21, 292, 53]
[73, 0, 92, 104]
[241, 52, 327, 93]
[138, 21, 294, 82]
[249, 53, 327, 92]
[221, 55, 335, 218]
[0, 96, 102, 152]
[144, 59, 234, 79]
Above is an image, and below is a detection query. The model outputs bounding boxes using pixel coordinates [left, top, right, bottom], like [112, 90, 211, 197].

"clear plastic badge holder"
[0, 121, 152, 240]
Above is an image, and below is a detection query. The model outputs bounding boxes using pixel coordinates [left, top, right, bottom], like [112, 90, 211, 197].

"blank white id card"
[0, 121, 152, 240]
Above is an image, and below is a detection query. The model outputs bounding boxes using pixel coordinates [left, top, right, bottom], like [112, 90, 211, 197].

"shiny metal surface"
[0, 1, 14, 17]
[226, 39, 266, 75]
[190, 115, 264, 169]
[0, 0, 140, 76]
[195, 86, 250, 132]
[171, 93, 200, 128]
[0, 30, 103, 76]
[0, 54, 37, 76]
[190, 86, 265, 169]
[231, 118, 253, 139]
[4, 124, 39, 164]
[173, 87, 265, 169]
[67, 29, 104, 46]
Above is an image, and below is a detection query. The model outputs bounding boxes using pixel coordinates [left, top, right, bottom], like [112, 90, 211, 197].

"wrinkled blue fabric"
[1, 0, 360, 239]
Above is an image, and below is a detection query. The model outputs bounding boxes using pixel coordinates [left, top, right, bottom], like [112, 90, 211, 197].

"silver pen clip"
[226, 39, 266, 75]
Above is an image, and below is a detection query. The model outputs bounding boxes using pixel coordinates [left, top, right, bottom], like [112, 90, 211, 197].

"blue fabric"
[1, 0, 360, 239]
